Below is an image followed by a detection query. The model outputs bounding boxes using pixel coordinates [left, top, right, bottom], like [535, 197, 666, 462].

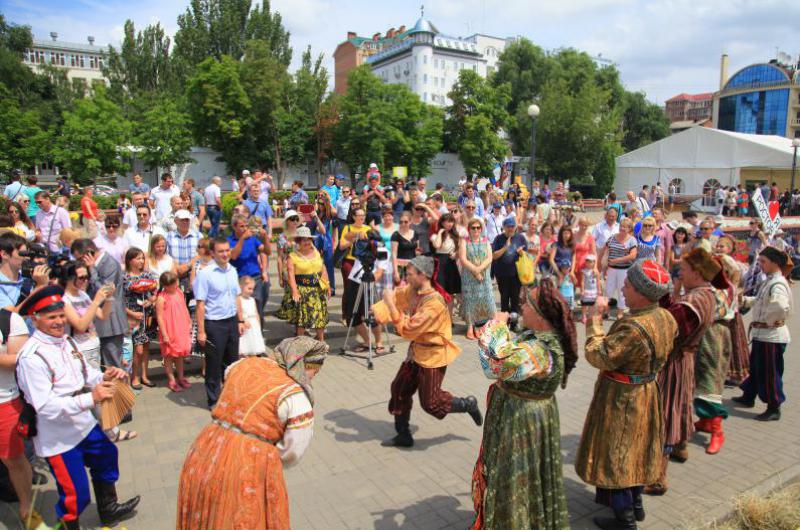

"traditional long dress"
[461, 238, 496, 327]
[289, 250, 329, 330]
[575, 305, 676, 503]
[471, 324, 569, 530]
[177, 357, 314, 530]
[694, 289, 734, 419]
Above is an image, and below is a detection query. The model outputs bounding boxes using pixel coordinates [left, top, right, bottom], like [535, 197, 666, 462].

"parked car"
[90, 185, 118, 196]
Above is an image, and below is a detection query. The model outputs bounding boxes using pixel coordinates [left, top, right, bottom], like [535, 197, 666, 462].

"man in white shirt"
[122, 205, 165, 254]
[122, 192, 147, 229]
[592, 208, 620, 264]
[16, 286, 139, 528]
[485, 202, 506, 242]
[148, 173, 180, 222]
[204, 176, 223, 237]
[715, 186, 727, 215]
[416, 178, 428, 202]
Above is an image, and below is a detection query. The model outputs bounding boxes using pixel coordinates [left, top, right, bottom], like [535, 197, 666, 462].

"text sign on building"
[751, 191, 782, 235]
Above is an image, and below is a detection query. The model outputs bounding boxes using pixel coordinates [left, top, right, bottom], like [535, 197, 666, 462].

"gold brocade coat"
[574, 305, 677, 488]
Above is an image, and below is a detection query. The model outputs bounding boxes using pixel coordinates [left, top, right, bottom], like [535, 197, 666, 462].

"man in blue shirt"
[3, 170, 26, 202]
[227, 214, 269, 325]
[128, 173, 151, 195]
[194, 236, 243, 407]
[491, 217, 528, 315]
[243, 183, 272, 232]
[320, 174, 340, 206]
[289, 180, 309, 209]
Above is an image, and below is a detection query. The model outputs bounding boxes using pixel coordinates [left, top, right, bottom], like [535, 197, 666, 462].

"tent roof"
[616, 126, 798, 170]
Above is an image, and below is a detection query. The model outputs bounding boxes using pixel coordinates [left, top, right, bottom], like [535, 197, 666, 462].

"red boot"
[694, 417, 713, 433]
[706, 417, 725, 455]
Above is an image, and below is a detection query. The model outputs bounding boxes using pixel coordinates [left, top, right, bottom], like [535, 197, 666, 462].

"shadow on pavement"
[371, 494, 473, 529]
[323, 409, 469, 449]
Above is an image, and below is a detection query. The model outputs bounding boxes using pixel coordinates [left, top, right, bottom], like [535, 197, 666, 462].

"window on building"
[724, 64, 789, 91]
[718, 89, 789, 135]
[424, 55, 427, 65]
[424, 74, 427, 84]
[423, 92, 427, 102]
[668, 178, 684, 195]
[702, 179, 721, 207]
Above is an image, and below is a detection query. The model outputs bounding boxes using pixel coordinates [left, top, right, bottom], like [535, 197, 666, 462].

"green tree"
[445, 69, 511, 178]
[621, 91, 670, 152]
[173, 0, 291, 76]
[294, 47, 330, 186]
[133, 97, 194, 173]
[104, 20, 174, 100]
[54, 87, 131, 184]
[0, 87, 52, 174]
[185, 56, 252, 171]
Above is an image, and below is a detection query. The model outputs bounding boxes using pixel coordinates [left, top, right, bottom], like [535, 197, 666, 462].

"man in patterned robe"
[645, 248, 720, 496]
[576, 260, 676, 530]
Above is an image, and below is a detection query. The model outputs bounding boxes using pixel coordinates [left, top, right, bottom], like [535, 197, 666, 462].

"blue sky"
[4, 0, 799, 104]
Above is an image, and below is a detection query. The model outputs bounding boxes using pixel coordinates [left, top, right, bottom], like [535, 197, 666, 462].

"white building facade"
[366, 17, 510, 107]
[23, 32, 107, 89]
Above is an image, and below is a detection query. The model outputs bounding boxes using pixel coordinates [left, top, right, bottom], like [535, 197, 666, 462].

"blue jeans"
[207, 205, 222, 237]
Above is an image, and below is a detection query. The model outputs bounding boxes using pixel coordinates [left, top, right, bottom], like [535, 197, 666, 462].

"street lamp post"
[527, 104, 540, 192]
[791, 138, 800, 205]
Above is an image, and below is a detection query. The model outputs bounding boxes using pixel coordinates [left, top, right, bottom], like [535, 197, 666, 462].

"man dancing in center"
[576, 260, 676, 530]
[372, 255, 482, 448]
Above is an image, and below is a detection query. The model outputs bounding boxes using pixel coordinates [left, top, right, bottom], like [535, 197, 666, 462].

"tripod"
[340, 268, 395, 369]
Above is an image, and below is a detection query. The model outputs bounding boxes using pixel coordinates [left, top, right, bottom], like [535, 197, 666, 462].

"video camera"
[353, 230, 389, 281]
[19, 243, 70, 280]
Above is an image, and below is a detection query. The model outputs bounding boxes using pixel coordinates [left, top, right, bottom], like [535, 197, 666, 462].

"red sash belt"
[602, 371, 657, 385]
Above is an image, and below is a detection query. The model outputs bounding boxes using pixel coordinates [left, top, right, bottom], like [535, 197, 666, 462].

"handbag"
[516, 250, 536, 286]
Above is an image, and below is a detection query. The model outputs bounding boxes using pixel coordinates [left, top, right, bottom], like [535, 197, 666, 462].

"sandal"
[351, 344, 369, 353]
[112, 430, 138, 443]
[141, 380, 156, 388]
[130, 382, 143, 390]
[374, 345, 386, 354]
[178, 378, 191, 389]
[168, 380, 183, 392]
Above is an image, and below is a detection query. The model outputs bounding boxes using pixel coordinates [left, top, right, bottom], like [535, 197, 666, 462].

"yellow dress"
[289, 250, 328, 329]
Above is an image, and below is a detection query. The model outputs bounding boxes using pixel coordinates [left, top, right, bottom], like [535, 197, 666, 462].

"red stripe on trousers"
[48, 454, 79, 521]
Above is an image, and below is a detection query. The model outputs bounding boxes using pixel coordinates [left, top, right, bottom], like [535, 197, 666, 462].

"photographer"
[0, 233, 50, 310]
[16, 286, 140, 528]
[346, 229, 390, 353]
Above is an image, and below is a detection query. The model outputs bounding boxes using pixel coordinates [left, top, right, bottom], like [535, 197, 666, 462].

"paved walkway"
[2, 280, 799, 530]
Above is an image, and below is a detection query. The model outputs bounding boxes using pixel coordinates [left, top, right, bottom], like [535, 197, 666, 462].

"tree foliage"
[104, 20, 174, 100]
[133, 97, 194, 171]
[621, 91, 670, 152]
[54, 87, 131, 184]
[445, 69, 510, 178]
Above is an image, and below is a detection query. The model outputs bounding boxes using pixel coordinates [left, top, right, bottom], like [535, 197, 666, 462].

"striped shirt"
[166, 229, 201, 265]
[607, 236, 637, 269]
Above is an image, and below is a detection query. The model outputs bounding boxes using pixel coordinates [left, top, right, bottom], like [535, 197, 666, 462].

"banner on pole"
[751, 191, 782, 235]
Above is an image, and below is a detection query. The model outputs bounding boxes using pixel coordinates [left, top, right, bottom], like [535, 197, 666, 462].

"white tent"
[615, 126, 798, 200]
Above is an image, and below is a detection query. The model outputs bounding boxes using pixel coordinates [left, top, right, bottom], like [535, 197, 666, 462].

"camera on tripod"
[19, 243, 70, 280]
[353, 230, 388, 283]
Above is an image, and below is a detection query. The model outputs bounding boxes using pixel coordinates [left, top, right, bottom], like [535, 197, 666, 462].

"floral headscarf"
[270, 336, 329, 405]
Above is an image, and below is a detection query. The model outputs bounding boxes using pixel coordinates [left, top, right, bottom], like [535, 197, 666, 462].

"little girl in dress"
[155, 271, 192, 392]
[238, 276, 266, 356]
[580, 255, 602, 324]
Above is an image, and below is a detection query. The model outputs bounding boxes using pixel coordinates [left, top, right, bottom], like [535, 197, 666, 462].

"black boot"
[593, 507, 637, 530]
[58, 517, 81, 530]
[632, 491, 645, 522]
[381, 416, 414, 448]
[92, 481, 140, 526]
[732, 394, 755, 408]
[755, 406, 781, 421]
[451, 396, 483, 426]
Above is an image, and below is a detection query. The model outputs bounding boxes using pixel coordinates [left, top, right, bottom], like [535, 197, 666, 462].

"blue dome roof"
[408, 17, 439, 35]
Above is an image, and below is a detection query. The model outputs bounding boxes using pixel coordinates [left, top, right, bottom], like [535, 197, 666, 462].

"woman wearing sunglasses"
[7, 201, 36, 241]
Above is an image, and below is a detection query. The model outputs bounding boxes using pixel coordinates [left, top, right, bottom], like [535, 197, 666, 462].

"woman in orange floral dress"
[177, 336, 328, 530]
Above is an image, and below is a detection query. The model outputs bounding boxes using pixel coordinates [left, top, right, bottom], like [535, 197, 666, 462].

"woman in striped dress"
[601, 218, 638, 316]
[636, 217, 662, 263]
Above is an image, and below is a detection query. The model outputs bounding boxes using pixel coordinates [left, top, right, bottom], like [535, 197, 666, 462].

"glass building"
[715, 63, 800, 139]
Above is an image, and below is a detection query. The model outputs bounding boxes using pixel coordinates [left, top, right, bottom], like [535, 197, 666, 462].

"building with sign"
[333, 11, 509, 104]
[712, 53, 800, 139]
[23, 32, 108, 90]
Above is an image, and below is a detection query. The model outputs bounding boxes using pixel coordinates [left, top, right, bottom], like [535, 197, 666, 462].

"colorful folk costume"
[693, 279, 736, 455]
[733, 247, 794, 421]
[471, 279, 577, 530]
[177, 337, 328, 530]
[372, 256, 483, 448]
[15, 286, 140, 530]
[646, 248, 719, 496]
[575, 260, 676, 530]
[717, 254, 750, 384]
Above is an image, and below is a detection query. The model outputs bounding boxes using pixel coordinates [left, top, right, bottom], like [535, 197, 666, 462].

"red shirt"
[80, 197, 99, 219]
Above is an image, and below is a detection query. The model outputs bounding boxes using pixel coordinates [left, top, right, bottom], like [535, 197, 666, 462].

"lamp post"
[527, 104, 540, 191]
[791, 138, 800, 204]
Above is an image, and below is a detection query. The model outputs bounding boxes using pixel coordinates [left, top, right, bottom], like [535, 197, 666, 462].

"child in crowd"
[580, 254, 601, 324]
[155, 271, 192, 392]
[117, 193, 131, 213]
[238, 276, 266, 357]
[557, 263, 575, 310]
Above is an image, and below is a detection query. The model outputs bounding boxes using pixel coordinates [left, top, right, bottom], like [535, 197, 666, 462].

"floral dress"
[289, 250, 329, 330]
[124, 271, 158, 345]
[472, 323, 569, 530]
[460, 238, 496, 327]
[275, 233, 298, 321]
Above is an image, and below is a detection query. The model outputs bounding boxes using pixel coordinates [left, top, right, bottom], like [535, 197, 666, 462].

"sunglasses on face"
[400, 220, 410, 224]
[106, 224, 119, 229]
[466, 206, 476, 210]
[469, 226, 481, 230]
[701, 227, 713, 231]
[287, 217, 299, 222]
[75, 275, 89, 281]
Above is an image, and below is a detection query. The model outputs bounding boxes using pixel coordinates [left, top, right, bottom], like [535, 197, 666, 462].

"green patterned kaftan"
[694, 288, 734, 419]
[472, 325, 569, 530]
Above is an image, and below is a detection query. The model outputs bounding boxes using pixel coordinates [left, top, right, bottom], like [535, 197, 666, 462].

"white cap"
[174, 209, 193, 220]
[585, 254, 597, 261]
[369, 163, 378, 169]
[284, 209, 299, 220]
[242, 169, 251, 176]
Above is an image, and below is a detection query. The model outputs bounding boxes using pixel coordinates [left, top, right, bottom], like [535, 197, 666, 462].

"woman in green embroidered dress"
[471, 278, 578, 530]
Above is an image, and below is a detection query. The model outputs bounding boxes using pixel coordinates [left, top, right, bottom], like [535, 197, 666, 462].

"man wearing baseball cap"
[372, 255, 482, 448]
[576, 259, 677, 529]
[16, 286, 139, 529]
